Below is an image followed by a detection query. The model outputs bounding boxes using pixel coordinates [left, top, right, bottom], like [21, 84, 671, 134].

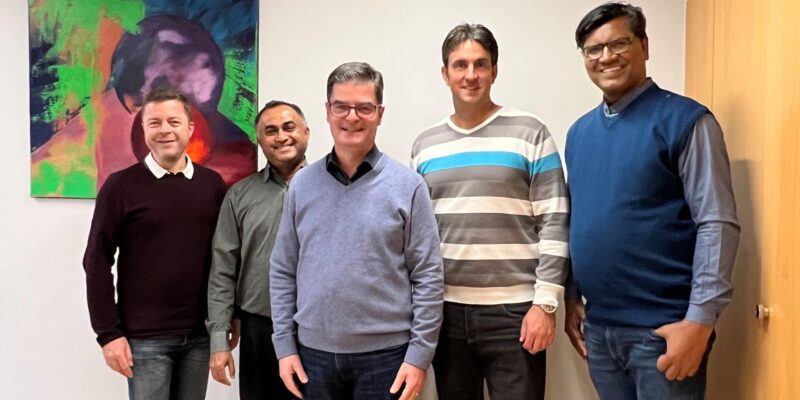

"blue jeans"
[127, 335, 210, 400]
[433, 301, 546, 400]
[583, 320, 712, 400]
[297, 342, 407, 400]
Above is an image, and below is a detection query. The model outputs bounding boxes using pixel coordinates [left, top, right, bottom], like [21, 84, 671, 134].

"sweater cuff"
[533, 280, 564, 308]
[273, 333, 298, 360]
[210, 331, 230, 353]
[97, 329, 125, 347]
[403, 344, 434, 370]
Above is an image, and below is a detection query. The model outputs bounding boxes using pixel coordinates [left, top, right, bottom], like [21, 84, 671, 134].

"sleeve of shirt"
[206, 188, 241, 353]
[83, 175, 125, 347]
[529, 124, 570, 308]
[402, 182, 444, 369]
[679, 113, 741, 326]
[269, 185, 301, 359]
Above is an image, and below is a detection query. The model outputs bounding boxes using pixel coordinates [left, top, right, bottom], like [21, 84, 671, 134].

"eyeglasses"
[327, 102, 381, 119]
[581, 37, 633, 60]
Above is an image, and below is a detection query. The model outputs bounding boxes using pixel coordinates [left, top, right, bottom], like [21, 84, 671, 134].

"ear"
[642, 35, 650, 61]
[325, 102, 332, 124]
[376, 106, 385, 126]
[491, 64, 498, 83]
[188, 120, 195, 138]
[441, 65, 450, 86]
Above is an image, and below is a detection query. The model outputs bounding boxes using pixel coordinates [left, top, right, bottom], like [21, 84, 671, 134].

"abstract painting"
[28, 0, 258, 198]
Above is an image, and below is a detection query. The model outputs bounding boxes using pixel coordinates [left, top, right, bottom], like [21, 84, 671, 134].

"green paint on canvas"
[62, 170, 96, 198]
[218, 50, 257, 142]
[31, 161, 61, 196]
[30, 0, 144, 139]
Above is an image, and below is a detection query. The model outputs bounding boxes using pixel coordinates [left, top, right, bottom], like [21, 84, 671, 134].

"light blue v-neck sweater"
[270, 152, 444, 369]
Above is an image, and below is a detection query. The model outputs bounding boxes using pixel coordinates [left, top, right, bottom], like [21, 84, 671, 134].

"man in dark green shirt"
[206, 100, 310, 399]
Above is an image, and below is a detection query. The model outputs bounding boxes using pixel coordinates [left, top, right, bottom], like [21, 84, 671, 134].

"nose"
[274, 129, 289, 142]
[345, 107, 360, 121]
[466, 65, 478, 80]
[598, 45, 616, 63]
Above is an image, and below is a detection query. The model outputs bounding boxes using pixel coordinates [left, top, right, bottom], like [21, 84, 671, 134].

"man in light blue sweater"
[270, 62, 444, 400]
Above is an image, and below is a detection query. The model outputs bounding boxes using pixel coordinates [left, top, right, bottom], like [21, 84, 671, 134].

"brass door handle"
[755, 304, 772, 320]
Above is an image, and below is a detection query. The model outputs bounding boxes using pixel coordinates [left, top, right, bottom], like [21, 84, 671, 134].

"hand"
[102, 337, 133, 378]
[564, 298, 587, 359]
[228, 319, 241, 350]
[654, 319, 713, 381]
[389, 362, 426, 400]
[519, 305, 556, 353]
[278, 355, 308, 398]
[209, 351, 236, 386]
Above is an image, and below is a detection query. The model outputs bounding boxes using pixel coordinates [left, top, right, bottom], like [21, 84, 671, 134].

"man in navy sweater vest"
[269, 62, 444, 400]
[84, 87, 227, 399]
[564, 3, 740, 399]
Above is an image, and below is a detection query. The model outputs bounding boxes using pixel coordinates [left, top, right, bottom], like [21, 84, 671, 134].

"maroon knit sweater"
[83, 162, 226, 346]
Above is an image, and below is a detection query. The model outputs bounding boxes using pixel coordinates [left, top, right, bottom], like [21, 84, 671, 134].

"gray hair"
[441, 23, 499, 66]
[326, 62, 384, 104]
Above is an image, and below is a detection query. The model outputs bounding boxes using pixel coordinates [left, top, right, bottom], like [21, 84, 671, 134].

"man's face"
[142, 99, 194, 164]
[326, 82, 383, 152]
[582, 17, 649, 104]
[256, 105, 309, 167]
[442, 40, 497, 106]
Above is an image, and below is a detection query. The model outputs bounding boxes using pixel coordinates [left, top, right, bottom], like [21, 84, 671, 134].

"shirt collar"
[144, 153, 194, 179]
[603, 77, 654, 116]
[326, 146, 381, 171]
[263, 159, 307, 185]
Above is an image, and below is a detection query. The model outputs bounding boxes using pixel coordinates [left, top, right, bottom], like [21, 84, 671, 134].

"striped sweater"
[411, 107, 569, 307]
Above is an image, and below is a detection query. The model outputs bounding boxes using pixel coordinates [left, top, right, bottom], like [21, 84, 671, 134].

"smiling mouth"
[601, 66, 623, 73]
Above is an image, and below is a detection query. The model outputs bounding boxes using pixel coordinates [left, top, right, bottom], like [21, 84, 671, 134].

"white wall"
[0, 1, 685, 398]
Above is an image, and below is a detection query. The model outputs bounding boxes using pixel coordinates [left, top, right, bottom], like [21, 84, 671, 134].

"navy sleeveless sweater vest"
[566, 84, 708, 327]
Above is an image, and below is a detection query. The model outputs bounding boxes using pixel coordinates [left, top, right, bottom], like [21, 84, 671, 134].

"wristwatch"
[535, 303, 557, 314]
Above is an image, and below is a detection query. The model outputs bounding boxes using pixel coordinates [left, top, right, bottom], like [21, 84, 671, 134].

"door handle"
[755, 304, 772, 320]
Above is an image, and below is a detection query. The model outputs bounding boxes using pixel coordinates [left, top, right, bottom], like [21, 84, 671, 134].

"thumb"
[295, 362, 309, 384]
[389, 368, 405, 394]
[656, 353, 669, 372]
[228, 356, 236, 378]
[125, 342, 133, 366]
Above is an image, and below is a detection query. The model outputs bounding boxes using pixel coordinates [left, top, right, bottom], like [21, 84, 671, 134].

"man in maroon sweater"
[83, 87, 227, 400]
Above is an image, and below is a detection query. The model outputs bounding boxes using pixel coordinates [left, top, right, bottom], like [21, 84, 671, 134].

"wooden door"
[686, 0, 800, 398]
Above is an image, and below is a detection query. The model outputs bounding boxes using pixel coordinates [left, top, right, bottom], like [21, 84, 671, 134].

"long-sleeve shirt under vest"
[411, 107, 569, 308]
[566, 78, 739, 328]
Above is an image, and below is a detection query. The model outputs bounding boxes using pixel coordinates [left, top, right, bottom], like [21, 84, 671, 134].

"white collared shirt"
[144, 153, 195, 179]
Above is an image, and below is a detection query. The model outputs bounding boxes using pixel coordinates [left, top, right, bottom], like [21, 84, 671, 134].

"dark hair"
[441, 23, 498, 66]
[142, 87, 192, 121]
[255, 100, 306, 125]
[575, 2, 646, 48]
[326, 62, 384, 104]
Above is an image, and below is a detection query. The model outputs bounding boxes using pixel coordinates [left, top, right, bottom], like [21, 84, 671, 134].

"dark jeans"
[433, 301, 546, 400]
[297, 342, 408, 400]
[583, 320, 714, 400]
[239, 312, 294, 400]
[127, 335, 209, 400]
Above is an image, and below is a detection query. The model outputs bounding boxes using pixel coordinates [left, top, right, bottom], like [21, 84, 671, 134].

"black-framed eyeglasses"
[327, 102, 381, 119]
[581, 37, 633, 60]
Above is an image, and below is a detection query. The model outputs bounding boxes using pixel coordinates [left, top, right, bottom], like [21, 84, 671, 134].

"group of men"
[83, 3, 739, 400]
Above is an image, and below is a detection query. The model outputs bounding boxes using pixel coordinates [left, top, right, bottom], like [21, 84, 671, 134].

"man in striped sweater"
[411, 23, 569, 400]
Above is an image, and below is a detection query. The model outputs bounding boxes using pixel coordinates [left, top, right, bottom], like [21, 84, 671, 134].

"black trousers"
[433, 301, 547, 400]
[239, 311, 294, 400]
